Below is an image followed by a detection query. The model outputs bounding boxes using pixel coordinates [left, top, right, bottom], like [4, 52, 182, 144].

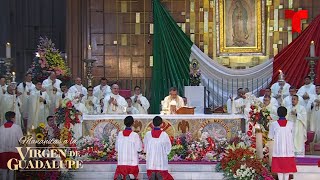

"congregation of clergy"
[0, 70, 319, 157]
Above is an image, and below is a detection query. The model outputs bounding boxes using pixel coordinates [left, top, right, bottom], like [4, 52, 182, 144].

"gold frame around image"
[216, 0, 265, 56]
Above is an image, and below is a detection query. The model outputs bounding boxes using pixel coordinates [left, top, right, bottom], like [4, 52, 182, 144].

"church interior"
[0, 0, 320, 180]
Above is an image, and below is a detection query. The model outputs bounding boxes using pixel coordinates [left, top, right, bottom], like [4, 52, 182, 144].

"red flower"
[247, 131, 252, 136]
[66, 101, 73, 108]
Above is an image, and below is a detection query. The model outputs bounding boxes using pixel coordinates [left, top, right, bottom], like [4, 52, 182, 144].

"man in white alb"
[17, 73, 35, 122]
[42, 72, 62, 115]
[69, 77, 88, 97]
[82, 86, 99, 114]
[271, 71, 290, 106]
[55, 83, 75, 108]
[93, 77, 111, 101]
[297, 76, 316, 107]
[0, 76, 7, 104]
[0, 85, 22, 127]
[103, 84, 128, 114]
[308, 84, 320, 141]
[131, 86, 149, 114]
[258, 88, 279, 108]
[287, 95, 307, 157]
[283, 86, 303, 109]
[162, 87, 184, 114]
[126, 97, 139, 114]
[262, 95, 278, 121]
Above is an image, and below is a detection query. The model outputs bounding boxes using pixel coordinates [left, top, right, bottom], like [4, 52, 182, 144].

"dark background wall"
[0, 0, 66, 81]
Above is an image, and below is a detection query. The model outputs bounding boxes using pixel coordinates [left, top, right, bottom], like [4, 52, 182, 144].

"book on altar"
[176, 106, 195, 114]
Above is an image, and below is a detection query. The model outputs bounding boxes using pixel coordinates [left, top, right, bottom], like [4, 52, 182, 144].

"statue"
[189, 59, 201, 86]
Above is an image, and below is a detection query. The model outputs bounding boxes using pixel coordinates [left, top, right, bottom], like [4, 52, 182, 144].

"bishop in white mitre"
[287, 95, 307, 157]
[69, 77, 88, 97]
[72, 97, 88, 139]
[271, 71, 290, 105]
[162, 87, 184, 114]
[0, 85, 22, 127]
[27, 80, 50, 130]
[103, 84, 128, 114]
[131, 86, 150, 114]
[81, 86, 99, 114]
[297, 76, 316, 107]
[93, 77, 111, 101]
[307, 84, 320, 141]
[42, 72, 62, 115]
[17, 73, 35, 119]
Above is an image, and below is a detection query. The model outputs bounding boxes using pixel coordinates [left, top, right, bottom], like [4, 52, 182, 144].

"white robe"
[258, 96, 279, 108]
[287, 104, 307, 157]
[283, 95, 304, 109]
[43, 78, 62, 115]
[17, 82, 35, 118]
[0, 94, 22, 127]
[131, 94, 150, 114]
[55, 91, 75, 107]
[126, 106, 139, 114]
[81, 95, 99, 114]
[162, 95, 184, 113]
[93, 84, 111, 101]
[271, 82, 291, 105]
[308, 94, 320, 142]
[0, 85, 8, 107]
[0, 124, 23, 153]
[69, 84, 88, 97]
[103, 94, 128, 114]
[143, 131, 172, 170]
[297, 84, 316, 107]
[27, 90, 50, 130]
[265, 103, 278, 121]
[73, 102, 88, 139]
[115, 131, 142, 166]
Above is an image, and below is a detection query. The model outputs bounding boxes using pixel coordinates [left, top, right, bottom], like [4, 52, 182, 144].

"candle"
[255, 125, 263, 159]
[12, 72, 16, 82]
[88, 45, 92, 59]
[6, 42, 11, 58]
[310, 41, 315, 57]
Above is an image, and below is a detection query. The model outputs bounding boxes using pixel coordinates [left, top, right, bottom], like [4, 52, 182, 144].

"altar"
[82, 114, 245, 140]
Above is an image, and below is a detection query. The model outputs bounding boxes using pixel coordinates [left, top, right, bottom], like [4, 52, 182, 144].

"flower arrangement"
[32, 122, 49, 147]
[76, 136, 117, 161]
[28, 36, 71, 82]
[217, 142, 274, 180]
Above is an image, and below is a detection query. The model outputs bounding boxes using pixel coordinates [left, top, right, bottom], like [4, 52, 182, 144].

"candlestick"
[12, 72, 15, 82]
[6, 42, 11, 58]
[310, 41, 315, 57]
[88, 45, 92, 59]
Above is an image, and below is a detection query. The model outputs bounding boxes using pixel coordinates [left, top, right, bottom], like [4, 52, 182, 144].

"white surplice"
[308, 94, 320, 142]
[69, 84, 88, 97]
[72, 102, 88, 139]
[131, 94, 150, 114]
[17, 82, 35, 118]
[93, 84, 111, 101]
[287, 104, 307, 157]
[162, 95, 184, 112]
[103, 94, 128, 114]
[0, 94, 22, 127]
[143, 131, 172, 170]
[81, 95, 99, 114]
[27, 90, 50, 129]
[0, 123, 23, 153]
[115, 131, 142, 166]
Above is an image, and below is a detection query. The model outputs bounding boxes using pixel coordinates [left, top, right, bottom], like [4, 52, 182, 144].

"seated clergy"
[131, 86, 150, 114]
[162, 87, 184, 114]
[103, 84, 128, 114]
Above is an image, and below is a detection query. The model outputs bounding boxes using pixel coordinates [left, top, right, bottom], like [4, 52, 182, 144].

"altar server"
[0, 85, 22, 127]
[131, 86, 149, 114]
[114, 116, 142, 180]
[162, 87, 184, 114]
[103, 84, 127, 114]
[93, 77, 111, 100]
[27, 80, 50, 130]
[143, 116, 173, 180]
[0, 111, 23, 180]
[268, 107, 297, 180]
[287, 95, 307, 157]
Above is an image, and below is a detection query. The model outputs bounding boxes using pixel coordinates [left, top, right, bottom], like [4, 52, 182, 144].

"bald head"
[75, 77, 82, 85]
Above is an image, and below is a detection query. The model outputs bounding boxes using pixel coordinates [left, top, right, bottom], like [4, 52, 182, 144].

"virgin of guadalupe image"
[232, 0, 249, 46]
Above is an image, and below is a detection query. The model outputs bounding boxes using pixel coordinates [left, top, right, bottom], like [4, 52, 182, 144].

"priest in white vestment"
[42, 72, 62, 115]
[114, 116, 142, 180]
[131, 86, 149, 114]
[271, 73, 290, 106]
[262, 95, 278, 121]
[81, 86, 99, 114]
[72, 97, 88, 139]
[143, 116, 173, 180]
[283, 86, 303, 109]
[69, 77, 88, 97]
[308, 84, 320, 142]
[297, 76, 316, 107]
[0, 76, 8, 105]
[0, 85, 22, 127]
[103, 84, 128, 114]
[0, 111, 23, 180]
[126, 97, 139, 114]
[258, 88, 279, 108]
[93, 77, 111, 101]
[27, 81, 50, 130]
[17, 73, 35, 120]
[287, 95, 307, 157]
[162, 87, 184, 114]
[55, 83, 75, 108]
[227, 88, 243, 114]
